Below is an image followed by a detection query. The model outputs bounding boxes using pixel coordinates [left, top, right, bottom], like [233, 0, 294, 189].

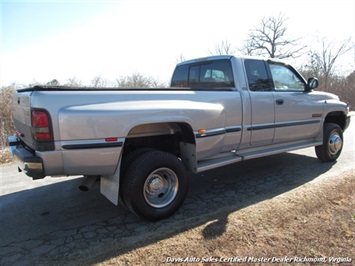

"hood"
[311, 91, 340, 101]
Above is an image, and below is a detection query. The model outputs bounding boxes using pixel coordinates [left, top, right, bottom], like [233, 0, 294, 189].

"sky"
[1, 0, 354, 87]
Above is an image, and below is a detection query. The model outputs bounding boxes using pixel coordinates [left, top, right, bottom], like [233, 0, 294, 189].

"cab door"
[245, 59, 275, 146]
[268, 63, 323, 143]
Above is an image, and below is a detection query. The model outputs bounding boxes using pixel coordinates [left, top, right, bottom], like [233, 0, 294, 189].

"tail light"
[31, 109, 52, 141]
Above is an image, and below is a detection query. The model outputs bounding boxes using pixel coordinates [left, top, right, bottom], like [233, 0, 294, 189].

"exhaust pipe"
[79, 175, 99, 192]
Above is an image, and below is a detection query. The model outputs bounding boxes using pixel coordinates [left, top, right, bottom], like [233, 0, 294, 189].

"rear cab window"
[171, 59, 235, 90]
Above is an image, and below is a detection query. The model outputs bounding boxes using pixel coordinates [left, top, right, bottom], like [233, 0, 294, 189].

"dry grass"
[1, 86, 15, 149]
[0, 149, 13, 165]
[96, 170, 354, 265]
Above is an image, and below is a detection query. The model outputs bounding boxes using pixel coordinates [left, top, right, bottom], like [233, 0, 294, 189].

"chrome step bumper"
[7, 136, 45, 179]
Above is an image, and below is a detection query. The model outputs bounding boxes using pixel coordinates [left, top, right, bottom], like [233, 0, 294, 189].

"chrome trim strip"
[195, 128, 225, 138]
[275, 119, 321, 128]
[247, 123, 274, 131]
[195, 126, 242, 138]
[225, 126, 242, 133]
[247, 119, 321, 131]
[61, 138, 124, 150]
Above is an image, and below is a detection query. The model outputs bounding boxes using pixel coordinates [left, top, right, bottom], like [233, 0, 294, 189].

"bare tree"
[115, 73, 166, 88]
[91, 76, 109, 88]
[46, 79, 60, 86]
[209, 40, 237, 55]
[176, 54, 187, 64]
[65, 77, 82, 87]
[306, 36, 354, 89]
[241, 14, 304, 59]
[343, 71, 355, 109]
[0, 85, 15, 149]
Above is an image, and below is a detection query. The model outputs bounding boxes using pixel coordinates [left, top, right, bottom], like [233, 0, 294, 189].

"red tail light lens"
[31, 110, 52, 141]
[34, 132, 51, 140]
[32, 111, 49, 128]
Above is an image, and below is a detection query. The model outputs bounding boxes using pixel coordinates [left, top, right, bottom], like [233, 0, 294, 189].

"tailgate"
[13, 91, 34, 149]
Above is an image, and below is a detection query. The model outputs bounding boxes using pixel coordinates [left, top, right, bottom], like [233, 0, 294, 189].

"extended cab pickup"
[8, 55, 351, 220]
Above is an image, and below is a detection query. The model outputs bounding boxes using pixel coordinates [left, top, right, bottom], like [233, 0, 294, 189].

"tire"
[315, 123, 343, 162]
[120, 148, 154, 177]
[121, 150, 188, 221]
[119, 148, 154, 207]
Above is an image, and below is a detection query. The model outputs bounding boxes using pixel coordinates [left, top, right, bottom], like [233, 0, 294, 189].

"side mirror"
[307, 77, 319, 91]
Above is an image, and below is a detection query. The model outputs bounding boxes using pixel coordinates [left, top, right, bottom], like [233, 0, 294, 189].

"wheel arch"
[121, 122, 197, 173]
[324, 111, 348, 130]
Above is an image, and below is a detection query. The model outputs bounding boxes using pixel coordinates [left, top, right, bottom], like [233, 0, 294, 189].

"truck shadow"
[0, 150, 335, 265]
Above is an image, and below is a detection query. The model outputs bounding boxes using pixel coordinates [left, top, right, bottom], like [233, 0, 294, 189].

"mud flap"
[100, 161, 121, 206]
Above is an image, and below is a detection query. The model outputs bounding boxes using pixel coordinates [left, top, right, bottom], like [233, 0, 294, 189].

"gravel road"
[1, 117, 353, 265]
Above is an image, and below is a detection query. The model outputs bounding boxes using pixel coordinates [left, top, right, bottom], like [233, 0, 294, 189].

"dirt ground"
[95, 169, 354, 266]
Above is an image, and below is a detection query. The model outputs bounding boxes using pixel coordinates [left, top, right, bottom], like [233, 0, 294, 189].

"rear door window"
[244, 59, 272, 91]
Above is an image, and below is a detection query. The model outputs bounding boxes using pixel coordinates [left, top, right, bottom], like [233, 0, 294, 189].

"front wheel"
[315, 123, 344, 162]
[121, 150, 188, 221]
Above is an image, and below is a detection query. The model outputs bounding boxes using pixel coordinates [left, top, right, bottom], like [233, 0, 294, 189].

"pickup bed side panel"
[26, 90, 242, 176]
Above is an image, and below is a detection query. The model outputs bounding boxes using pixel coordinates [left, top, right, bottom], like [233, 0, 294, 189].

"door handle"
[276, 99, 284, 105]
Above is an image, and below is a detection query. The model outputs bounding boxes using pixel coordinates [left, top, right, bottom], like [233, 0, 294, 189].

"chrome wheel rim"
[143, 168, 179, 208]
[328, 131, 342, 155]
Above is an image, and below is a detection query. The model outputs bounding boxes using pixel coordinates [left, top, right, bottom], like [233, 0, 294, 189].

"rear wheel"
[119, 148, 153, 207]
[120, 148, 153, 177]
[121, 150, 188, 221]
[315, 123, 343, 162]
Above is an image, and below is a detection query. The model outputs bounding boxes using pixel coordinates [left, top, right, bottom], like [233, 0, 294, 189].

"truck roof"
[177, 55, 287, 66]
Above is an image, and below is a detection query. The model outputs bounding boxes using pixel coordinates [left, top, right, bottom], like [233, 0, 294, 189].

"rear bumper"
[7, 136, 45, 179]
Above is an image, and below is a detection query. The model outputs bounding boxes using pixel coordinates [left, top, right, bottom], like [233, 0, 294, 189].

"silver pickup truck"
[8, 55, 351, 220]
